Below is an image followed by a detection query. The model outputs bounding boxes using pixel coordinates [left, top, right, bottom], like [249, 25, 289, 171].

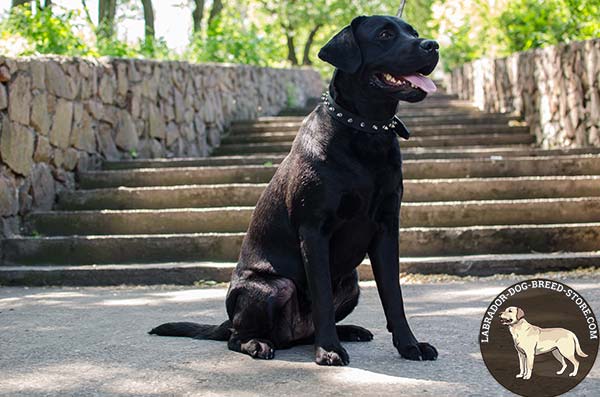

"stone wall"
[447, 39, 600, 148]
[0, 56, 323, 237]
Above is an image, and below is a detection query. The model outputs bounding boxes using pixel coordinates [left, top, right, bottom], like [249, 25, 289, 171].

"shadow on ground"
[1, 279, 599, 396]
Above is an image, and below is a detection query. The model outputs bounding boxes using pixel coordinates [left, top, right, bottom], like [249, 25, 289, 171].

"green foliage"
[1, 5, 90, 56]
[0, 0, 597, 74]
[187, 11, 284, 66]
[498, 0, 600, 53]
[432, 0, 600, 71]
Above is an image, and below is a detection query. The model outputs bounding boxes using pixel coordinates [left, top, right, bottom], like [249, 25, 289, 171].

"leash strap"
[321, 91, 410, 140]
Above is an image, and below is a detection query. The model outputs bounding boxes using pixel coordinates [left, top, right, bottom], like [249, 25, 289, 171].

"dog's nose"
[420, 40, 439, 52]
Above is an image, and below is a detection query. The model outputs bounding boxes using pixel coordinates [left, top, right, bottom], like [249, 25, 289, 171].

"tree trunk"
[11, 0, 31, 7]
[302, 25, 321, 65]
[208, 0, 223, 25]
[285, 32, 299, 65]
[192, 0, 205, 33]
[98, 0, 117, 39]
[141, 0, 155, 43]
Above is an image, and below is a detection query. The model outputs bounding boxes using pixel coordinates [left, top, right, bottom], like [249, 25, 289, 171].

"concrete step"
[4, 223, 600, 265]
[225, 126, 530, 144]
[2, 251, 599, 286]
[229, 117, 524, 135]
[229, 123, 526, 136]
[29, 197, 600, 235]
[215, 134, 535, 155]
[58, 176, 600, 210]
[235, 113, 518, 126]
[102, 148, 600, 170]
[80, 155, 600, 188]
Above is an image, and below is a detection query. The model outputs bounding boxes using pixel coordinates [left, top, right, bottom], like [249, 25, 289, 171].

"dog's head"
[499, 306, 525, 326]
[318, 15, 439, 103]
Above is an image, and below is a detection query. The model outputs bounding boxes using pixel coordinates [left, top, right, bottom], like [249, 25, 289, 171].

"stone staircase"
[2, 91, 600, 285]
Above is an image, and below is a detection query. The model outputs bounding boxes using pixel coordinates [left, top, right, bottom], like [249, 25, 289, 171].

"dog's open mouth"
[500, 317, 512, 325]
[373, 72, 437, 93]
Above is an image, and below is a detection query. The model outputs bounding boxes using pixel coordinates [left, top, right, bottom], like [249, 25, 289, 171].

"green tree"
[1, 4, 90, 55]
[498, 0, 600, 52]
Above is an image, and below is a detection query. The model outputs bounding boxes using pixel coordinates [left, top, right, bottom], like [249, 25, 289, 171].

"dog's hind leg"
[552, 349, 568, 375]
[336, 325, 373, 342]
[332, 270, 373, 342]
[225, 275, 301, 359]
[555, 339, 580, 376]
[227, 336, 275, 359]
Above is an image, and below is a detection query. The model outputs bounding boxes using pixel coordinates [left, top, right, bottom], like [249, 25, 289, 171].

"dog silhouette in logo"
[499, 306, 588, 380]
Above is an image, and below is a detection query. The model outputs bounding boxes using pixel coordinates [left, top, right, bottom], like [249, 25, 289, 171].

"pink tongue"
[402, 74, 437, 93]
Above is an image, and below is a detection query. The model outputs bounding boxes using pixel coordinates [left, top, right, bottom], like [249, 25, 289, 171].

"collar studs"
[322, 91, 409, 140]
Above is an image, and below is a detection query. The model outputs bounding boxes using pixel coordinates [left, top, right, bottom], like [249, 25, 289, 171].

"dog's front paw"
[516, 374, 523, 378]
[397, 342, 438, 361]
[315, 344, 349, 366]
[523, 373, 532, 380]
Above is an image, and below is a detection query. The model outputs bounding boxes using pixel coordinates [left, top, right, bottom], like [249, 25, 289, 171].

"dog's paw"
[241, 339, 275, 360]
[523, 373, 532, 380]
[397, 342, 438, 361]
[337, 325, 374, 342]
[315, 344, 349, 366]
[516, 374, 523, 378]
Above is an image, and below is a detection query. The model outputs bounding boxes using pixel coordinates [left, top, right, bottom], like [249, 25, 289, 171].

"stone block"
[30, 163, 55, 211]
[33, 135, 52, 162]
[31, 93, 50, 135]
[70, 110, 96, 153]
[98, 73, 115, 104]
[63, 148, 79, 171]
[97, 123, 119, 160]
[31, 60, 45, 90]
[115, 110, 139, 151]
[8, 73, 31, 125]
[0, 121, 35, 176]
[49, 99, 73, 148]
[148, 105, 166, 139]
[45, 60, 71, 98]
[0, 173, 19, 216]
[0, 84, 7, 110]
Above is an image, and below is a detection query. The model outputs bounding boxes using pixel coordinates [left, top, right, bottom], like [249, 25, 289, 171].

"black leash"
[396, 0, 407, 17]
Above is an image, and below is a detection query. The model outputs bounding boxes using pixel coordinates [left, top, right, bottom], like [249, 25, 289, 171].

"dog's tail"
[149, 320, 232, 341]
[574, 334, 588, 357]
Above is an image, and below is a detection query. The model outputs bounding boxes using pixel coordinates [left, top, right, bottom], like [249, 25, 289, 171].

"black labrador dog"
[150, 15, 439, 366]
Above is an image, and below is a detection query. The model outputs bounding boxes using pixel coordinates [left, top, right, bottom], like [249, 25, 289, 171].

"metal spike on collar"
[321, 91, 410, 140]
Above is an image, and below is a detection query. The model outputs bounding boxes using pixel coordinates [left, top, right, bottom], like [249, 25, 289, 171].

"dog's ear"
[318, 16, 366, 73]
[516, 308, 525, 320]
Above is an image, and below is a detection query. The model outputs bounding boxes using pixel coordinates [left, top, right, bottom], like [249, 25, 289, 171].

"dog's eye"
[378, 30, 394, 40]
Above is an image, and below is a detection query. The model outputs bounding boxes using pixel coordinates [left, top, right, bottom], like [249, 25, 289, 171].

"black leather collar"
[321, 90, 410, 140]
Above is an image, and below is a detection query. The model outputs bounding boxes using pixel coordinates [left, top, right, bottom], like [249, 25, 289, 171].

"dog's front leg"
[299, 225, 349, 366]
[516, 350, 525, 378]
[369, 195, 438, 361]
[523, 349, 535, 380]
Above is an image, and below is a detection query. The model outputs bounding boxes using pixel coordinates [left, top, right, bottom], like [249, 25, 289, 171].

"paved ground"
[1, 272, 600, 397]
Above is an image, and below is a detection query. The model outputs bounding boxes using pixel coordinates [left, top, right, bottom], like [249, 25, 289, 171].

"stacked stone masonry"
[0, 56, 322, 237]
[448, 39, 600, 149]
